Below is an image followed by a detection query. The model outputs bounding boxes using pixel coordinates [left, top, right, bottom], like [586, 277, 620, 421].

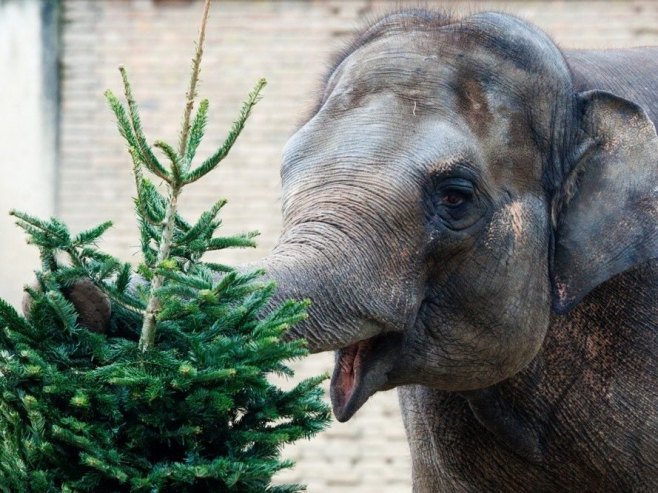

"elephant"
[51, 8, 657, 492]
[261, 9, 658, 492]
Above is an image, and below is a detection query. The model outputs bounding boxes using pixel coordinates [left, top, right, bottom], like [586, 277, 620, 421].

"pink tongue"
[333, 343, 360, 413]
[331, 339, 376, 421]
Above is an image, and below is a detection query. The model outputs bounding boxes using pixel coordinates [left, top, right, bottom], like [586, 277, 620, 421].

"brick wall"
[58, 1, 658, 491]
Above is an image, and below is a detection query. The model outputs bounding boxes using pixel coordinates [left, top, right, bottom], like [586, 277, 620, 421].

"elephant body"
[398, 47, 658, 492]
[265, 11, 658, 491]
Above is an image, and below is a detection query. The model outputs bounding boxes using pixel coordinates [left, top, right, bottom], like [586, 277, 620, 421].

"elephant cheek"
[480, 199, 551, 382]
[408, 199, 551, 390]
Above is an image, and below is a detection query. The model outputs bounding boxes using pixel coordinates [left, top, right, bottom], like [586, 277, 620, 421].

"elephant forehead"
[322, 30, 536, 114]
[283, 32, 550, 198]
[325, 35, 456, 110]
[318, 35, 540, 160]
[283, 112, 474, 179]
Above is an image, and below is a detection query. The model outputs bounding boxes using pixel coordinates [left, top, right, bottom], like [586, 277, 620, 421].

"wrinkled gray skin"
[260, 10, 658, 492]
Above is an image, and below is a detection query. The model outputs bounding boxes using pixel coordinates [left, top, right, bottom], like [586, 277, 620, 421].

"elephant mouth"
[330, 332, 400, 422]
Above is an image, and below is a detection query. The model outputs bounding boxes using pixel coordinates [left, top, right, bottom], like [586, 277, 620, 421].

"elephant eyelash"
[433, 177, 475, 197]
[426, 154, 474, 175]
[426, 160, 481, 187]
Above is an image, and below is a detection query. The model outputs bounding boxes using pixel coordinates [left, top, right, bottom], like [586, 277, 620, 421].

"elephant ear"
[551, 90, 658, 314]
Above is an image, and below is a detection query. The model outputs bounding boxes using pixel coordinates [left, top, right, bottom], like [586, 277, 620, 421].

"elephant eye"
[428, 177, 482, 231]
[440, 189, 470, 207]
[436, 178, 474, 209]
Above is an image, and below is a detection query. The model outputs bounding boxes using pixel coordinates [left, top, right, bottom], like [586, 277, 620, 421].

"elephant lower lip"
[330, 336, 381, 422]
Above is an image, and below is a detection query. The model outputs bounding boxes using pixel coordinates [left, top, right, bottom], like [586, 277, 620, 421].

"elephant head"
[264, 11, 658, 422]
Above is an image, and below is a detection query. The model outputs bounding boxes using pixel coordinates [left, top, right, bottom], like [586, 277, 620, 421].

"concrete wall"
[0, 0, 58, 307]
[11, 0, 658, 491]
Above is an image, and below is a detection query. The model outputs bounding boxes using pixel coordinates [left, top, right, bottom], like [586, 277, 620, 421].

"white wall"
[0, 0, 57, 307]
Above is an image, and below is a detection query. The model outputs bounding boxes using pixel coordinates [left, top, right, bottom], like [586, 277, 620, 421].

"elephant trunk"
[256, 235, 418, 354]
[256, 253, 378, 353]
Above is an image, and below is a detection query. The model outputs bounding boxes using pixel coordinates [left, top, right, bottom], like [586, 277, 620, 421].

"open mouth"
[330, 333, 399, 422]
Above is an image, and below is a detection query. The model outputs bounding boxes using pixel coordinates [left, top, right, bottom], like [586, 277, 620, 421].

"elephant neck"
[543, 257, 658, 391]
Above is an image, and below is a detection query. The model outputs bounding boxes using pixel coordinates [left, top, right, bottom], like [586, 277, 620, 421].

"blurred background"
[1, 0, 656, 491]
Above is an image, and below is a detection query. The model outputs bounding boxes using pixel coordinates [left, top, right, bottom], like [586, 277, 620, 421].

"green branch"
[179, 0, 211, 160]
[184, 78, 266, 185]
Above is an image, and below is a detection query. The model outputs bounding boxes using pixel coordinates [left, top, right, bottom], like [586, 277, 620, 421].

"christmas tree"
[0, 1, 330, 491]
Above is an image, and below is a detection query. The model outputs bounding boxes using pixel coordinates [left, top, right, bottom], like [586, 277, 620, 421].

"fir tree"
[0, 1, 330, 491]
